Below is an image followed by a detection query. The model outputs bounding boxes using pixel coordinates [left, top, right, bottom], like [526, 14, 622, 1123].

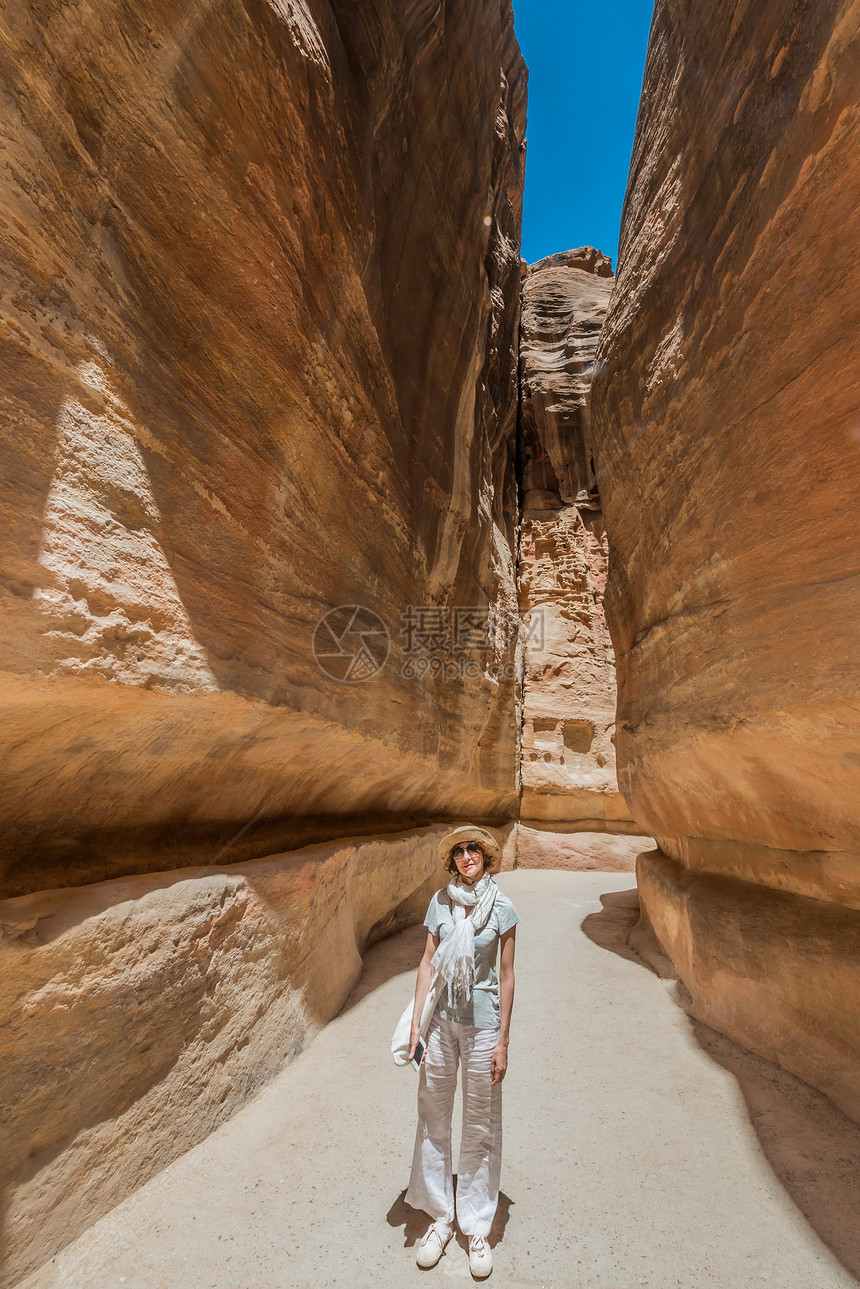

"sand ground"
[19, 871, 860, 1289]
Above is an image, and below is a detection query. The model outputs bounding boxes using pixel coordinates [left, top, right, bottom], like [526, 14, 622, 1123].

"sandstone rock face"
[0, 0, 526, 897]
[0, 826, 461, 1285]
[518, 252, 637, 832]
[635, 851, 860, 1127]
[512, 825, 653, 872]
[0, 3, 527, 1274]
[519, 248, 613, 511]
[592, 1, 860, 1118]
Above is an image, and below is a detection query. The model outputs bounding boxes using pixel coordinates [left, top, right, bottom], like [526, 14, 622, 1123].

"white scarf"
[431, 874, 498, 1008]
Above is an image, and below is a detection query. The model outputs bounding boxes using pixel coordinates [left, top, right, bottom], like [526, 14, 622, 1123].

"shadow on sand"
[338, 922, 428, 1017]
[582, 887, 860, 1286]
[387, 1181, 513, 1250]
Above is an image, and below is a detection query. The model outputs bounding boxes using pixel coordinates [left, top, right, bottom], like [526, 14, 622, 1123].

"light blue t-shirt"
[424, 887, 519, 1030]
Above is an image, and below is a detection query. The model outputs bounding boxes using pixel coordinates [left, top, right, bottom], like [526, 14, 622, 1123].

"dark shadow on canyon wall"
[582, 887, 860, 1286]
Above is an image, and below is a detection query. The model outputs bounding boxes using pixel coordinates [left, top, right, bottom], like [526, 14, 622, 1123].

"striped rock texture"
[0, 2, 525, 1279]
[0, 0, 526, 898]
[592, 0, 860, 1123]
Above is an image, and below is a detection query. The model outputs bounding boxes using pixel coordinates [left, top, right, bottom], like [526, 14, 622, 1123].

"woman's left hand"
[490, 1041, 508, 1086]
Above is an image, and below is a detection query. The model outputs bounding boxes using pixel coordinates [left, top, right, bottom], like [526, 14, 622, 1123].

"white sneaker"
[416, 1220, 453, 1268]
[468, 1234, 493, 1278]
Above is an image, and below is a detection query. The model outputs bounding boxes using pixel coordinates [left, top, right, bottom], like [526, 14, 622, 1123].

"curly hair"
[444, 842, 497, 878]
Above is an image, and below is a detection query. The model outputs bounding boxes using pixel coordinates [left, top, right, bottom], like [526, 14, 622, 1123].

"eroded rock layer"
[0, 0, 526, 897]
[518, 251, 637, 839]
[592, 0, 860, 1118]
[0, 826, 463, 1284]
[514, 825, 653, 872]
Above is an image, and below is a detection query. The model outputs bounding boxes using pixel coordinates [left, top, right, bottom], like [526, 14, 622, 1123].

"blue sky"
[513, 0, 655, 270]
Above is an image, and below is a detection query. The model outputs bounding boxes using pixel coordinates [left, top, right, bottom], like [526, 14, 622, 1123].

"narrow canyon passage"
[20, 870, 860, 1289]
[1, 0, 858, 1282]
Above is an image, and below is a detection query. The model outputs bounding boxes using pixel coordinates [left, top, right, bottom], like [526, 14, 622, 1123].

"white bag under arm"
[391, 972, 445, 1066]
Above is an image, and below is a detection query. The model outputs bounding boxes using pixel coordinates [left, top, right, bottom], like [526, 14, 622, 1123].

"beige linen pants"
[405, 1015, 502, 1238]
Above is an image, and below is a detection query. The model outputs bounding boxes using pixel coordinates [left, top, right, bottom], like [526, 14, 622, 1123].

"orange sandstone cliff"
[592, 0, 860, 1123]
[0, 3, 526, 1280]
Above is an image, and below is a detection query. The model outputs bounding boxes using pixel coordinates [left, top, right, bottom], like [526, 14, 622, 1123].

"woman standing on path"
[406, 825, 518, 1279]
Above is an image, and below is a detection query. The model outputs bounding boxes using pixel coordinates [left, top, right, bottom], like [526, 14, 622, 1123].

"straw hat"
[437, 825, 501, 865]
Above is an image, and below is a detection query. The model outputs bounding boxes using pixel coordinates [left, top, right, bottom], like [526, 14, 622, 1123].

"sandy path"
[20, 871, 860, 1289]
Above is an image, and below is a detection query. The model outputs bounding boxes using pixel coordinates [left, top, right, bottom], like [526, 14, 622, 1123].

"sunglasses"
[451, 841, 483, 858]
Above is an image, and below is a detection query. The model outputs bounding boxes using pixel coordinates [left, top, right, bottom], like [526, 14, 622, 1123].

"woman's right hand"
[408, 1026, 422, 1063]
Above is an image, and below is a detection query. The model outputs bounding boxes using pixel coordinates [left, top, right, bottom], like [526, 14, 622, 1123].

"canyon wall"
[592, 0, 860, 1119]
[1, 827, 458, 1285]
[517, 249, 644, 866]
[0, 1, 526, 1279]
[0, 0, 526, 899]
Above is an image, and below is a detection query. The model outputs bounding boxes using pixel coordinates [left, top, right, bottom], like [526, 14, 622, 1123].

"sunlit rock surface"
[0, 0, 526, 897]
[518, 251, 638, 839]
[512, 825, 653, 871]
[592, 0, 860, 1120]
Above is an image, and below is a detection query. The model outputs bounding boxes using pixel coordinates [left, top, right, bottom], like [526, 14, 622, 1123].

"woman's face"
[451, 841, 485, 885]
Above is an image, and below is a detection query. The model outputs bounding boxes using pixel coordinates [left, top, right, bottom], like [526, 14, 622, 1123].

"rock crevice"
[515, 248, 639, 841]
